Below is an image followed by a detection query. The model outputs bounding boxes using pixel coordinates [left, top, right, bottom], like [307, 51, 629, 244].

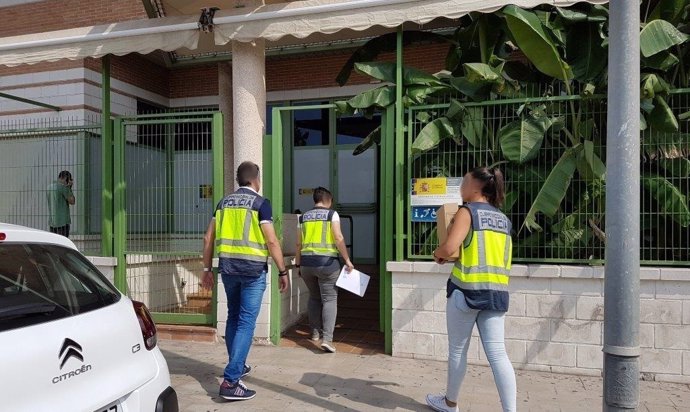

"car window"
[0, 243, 120, 332]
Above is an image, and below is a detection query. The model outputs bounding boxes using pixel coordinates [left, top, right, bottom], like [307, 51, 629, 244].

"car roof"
[0, 222, 78, 250]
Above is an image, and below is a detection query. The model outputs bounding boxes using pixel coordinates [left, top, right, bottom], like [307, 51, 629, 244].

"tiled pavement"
[161, 340, 690, 412]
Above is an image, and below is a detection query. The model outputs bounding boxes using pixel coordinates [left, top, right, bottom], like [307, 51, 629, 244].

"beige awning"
[213, 0, 608, 44]
[0, 0, 608, 67]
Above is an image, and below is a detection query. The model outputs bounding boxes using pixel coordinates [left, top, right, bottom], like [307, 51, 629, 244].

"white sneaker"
[321, 341, 336, 353]
[310, 329, 321, 341]
[426, 393, 458, 412]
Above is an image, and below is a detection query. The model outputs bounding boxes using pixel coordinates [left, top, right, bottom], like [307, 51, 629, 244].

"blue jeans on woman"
[221, 271, 267, 383]
[446, 289, 517, 412]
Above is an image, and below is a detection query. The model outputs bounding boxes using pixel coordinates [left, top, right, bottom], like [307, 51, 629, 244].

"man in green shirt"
[47, 170, 75, 238]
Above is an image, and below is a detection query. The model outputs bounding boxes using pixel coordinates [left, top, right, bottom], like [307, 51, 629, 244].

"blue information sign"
[411, 206, 439, 222]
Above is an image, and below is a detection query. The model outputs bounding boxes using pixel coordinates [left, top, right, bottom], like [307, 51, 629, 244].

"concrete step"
[186, 296, 212, 309]
[157, 324, 217, 343]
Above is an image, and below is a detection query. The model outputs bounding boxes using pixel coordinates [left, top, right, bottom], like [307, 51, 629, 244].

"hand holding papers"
[336, 266, 370, 297]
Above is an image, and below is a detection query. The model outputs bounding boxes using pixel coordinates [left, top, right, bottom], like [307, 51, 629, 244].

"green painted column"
[381, 106, 395, 354]
[101, 55, 113, 257]
[212, 113, 225, 327]
[112, 118, 127, 293]
[269, 108, 284, 345]
[395, 27, 405, 261]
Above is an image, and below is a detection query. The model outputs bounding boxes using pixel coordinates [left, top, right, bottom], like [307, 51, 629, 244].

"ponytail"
[470, 167, 505, 208]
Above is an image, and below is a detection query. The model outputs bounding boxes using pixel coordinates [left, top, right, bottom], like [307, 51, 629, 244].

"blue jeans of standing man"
[221, 271, 267, 383]
[446, 289, 516, 412]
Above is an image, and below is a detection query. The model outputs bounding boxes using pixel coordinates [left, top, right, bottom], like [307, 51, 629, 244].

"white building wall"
[388, 262, 690, 385]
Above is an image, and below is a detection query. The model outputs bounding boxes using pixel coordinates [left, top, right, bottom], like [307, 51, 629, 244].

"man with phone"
[47, 170, 75, 238]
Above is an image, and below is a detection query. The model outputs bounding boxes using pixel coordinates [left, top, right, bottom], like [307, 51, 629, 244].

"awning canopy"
[0, 0, 608, 67]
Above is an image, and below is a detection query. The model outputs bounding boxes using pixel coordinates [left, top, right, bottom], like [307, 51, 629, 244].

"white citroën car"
[0, 223, 178, 412]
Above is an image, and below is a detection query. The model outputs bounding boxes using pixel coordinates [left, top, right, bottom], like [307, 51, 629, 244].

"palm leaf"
[522, 146, 581, 232]
[411, 118, 458, 154]
[640, 19, 689, 58]
[503, 5, 573, 80]
[642, 174, 690, 227]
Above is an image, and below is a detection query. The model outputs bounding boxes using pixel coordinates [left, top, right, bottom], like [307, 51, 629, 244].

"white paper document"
[336, 267, 370, 297]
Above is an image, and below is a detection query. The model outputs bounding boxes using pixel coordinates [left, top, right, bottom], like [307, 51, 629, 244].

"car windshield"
[0, 243, 120, 332]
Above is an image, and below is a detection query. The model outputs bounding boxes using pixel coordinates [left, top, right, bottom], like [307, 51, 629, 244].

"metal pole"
[603, 1, 640, 410]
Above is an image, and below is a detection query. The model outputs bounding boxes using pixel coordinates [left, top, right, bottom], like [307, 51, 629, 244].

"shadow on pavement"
[163, 348, 425, 410]
[299, 372, 427, 411]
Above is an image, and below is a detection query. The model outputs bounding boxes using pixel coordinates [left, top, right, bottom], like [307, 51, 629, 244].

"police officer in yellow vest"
[202, 161, 289, 402]
[295, 187, 353, 353]
[426, 167, 517, 412]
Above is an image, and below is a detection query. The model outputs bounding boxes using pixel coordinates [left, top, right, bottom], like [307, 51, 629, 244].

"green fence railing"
[407, 90, 690, 266]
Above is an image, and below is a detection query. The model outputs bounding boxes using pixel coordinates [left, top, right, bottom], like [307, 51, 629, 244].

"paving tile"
[162, 341, 690, 412]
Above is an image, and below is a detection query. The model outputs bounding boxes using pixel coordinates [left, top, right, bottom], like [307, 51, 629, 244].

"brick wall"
[389, 262, 690, 385]
[267, 43, 449, 92]
[0, 0, 147, 37]
[169, 65, 219, 98]
[0, 60, 83, 78]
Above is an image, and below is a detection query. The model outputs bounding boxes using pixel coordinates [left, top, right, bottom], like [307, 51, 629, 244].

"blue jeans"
[221, 271, 266, 383]
[446, 289, 516, 412]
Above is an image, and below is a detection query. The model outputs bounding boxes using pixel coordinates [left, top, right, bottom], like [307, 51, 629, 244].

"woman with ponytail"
[426, 167, 516, 412]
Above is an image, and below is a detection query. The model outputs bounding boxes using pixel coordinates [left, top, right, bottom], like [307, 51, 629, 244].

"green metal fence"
[0, 116, 103, 256]
[113, 111, 224, 325]
[407, 90, 690, 266]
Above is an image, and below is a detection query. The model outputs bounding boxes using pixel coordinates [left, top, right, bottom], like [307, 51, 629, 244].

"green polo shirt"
[47, 181, 73, 228]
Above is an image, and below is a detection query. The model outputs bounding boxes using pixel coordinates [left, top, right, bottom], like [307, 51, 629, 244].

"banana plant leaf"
[406, 85, 451, 105]
[502, 5, 573, 81]
[336, 31, 453, 86]
[463, 62, 503, 83]
[650, 95, 680, 133]
[648, 0, 689, 27]
[641, 73, 671, 99]
[522, 145, 582, 232]
[514, 166, 546, 196]
[352, 126, 381, 156]
[642, 51, 680, 71]
[462, 107, 486, 148]
[449, 76, 493, 101]
[640, 19, 689, 58]
[499, 116, 553, 163]
[660, 158, 690, 177]
[641, 174, 690, 227]
[411, 118, 458, 154]
[445, 101, 486, 148]
[556, 5, 608, 23]
[354, 62, 445, 87]
[567, 22, 608, 82]
[576, 140, 606, 181]
[643, 130, 690, 158]
[346, 86, 396, 109]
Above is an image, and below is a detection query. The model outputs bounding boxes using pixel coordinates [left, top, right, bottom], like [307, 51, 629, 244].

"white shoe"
[426, 393, 459, 412]
[321, 341, 336, 353]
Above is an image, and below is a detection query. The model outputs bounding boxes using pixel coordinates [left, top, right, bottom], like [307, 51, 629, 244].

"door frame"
[267, 104, 393, 352]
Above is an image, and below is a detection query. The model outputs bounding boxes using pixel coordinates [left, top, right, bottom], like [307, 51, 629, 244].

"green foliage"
[334, 1, 690, 261]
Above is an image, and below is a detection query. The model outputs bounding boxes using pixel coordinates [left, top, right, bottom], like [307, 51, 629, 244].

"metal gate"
[113, 112, 223, 325]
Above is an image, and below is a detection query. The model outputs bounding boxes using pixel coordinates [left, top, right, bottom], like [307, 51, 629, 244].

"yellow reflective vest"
[450, 202, 512, 311]
[215, 189, 269, 263]
[300, 208, 338, 257]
